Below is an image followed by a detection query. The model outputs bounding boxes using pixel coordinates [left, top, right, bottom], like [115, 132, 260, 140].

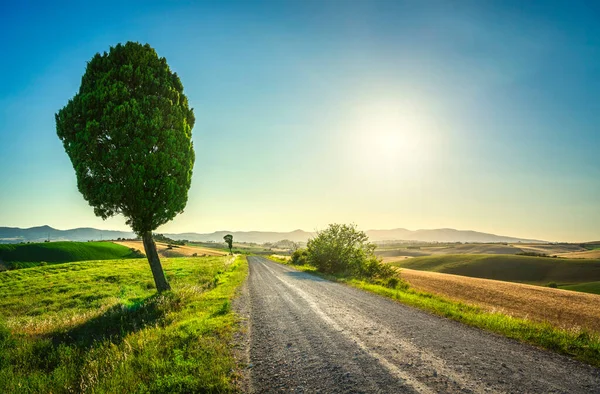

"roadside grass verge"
[0, 241, 142, 270]
[268, 256, 600, 368]
[0, 255, 248, 393]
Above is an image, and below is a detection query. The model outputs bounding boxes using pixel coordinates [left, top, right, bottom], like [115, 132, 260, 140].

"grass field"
[562, 281, 600, 295]
[584, 243, 600, 250]
[270, 258, 600, 367]
[0, 241, 141, 269]
[0, 255, 248, 393]
[391, 254, 600, 285]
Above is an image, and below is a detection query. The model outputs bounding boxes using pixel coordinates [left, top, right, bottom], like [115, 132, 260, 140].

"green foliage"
[0, 242, 141, 269]
[547, 282, 559, 288]
[386, 277, 400, 289]
[517, 252, 551, 257]
[392, 254, 600, 285]
[290, 248, 308, 265]
[55, 41, 195, 235]
[306, 223, 393, 278]
[223, 234, 233, 254]
[0, 256, 248, 392]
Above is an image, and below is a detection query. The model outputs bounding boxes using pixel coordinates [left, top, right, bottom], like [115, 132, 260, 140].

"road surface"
[242, 256, 600, 393]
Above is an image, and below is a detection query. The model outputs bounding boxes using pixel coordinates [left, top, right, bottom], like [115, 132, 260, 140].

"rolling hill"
[392, 254, 600, 285]
[0, 241, 141, 269]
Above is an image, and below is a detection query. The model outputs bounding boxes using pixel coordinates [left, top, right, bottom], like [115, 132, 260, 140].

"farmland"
[188, 241, 284, 255]
[399, 268, 600, 332]
[0, 255, 247, 392]
[391, 254, 600, 284]
[0, 241, 142, 269]
[113, 240, 227, 258]
[375, 242, 594, 259]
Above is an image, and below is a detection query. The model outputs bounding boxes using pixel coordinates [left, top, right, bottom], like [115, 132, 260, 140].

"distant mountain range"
[0, 225, 135, 243]
[0, 225, 546, 244]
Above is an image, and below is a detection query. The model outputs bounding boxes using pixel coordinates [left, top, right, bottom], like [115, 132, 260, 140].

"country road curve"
[242, 256, 600, 393]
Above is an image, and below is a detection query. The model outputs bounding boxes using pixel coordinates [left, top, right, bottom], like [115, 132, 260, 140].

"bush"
[517, 252, 550, 257]
[290, 249, 309, 265]
[306, 223, 394, 279]
[386, 277, 399, 288]
[547, 282, 558, 288]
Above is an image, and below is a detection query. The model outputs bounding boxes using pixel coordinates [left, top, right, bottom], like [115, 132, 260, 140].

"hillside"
[392, 254, 600, 285]
[0, 241, 140, 269]
[376, 242, 589, 260]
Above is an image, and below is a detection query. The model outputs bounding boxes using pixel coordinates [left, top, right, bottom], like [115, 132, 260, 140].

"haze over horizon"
[1, 1, 599, 243]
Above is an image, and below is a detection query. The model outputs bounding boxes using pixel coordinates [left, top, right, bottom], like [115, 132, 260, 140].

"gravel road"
[243, 256, 600, 393]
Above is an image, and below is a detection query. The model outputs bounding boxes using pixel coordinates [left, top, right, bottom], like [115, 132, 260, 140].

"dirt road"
[243, 256, 600, 393]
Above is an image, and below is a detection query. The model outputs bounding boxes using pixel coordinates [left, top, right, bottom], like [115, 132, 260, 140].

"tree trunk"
[142, 231, 171, 292]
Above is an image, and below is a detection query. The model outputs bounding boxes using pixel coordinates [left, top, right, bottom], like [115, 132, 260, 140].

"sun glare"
[350, 101, 434, 178]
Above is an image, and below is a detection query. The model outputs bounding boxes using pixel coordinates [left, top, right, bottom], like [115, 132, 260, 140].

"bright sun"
[351, 101, 433, 178]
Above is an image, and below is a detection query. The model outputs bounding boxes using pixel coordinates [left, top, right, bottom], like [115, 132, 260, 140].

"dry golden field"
[381, 256, 412, 263]
[557, 250, 600, 259]
[399, 268, 600, 333]
[516, 243, 586, 255]
[113, 240, 227, 257]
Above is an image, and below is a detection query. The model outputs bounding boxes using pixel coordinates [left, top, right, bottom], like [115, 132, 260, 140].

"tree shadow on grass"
[50, 292, 179, 348]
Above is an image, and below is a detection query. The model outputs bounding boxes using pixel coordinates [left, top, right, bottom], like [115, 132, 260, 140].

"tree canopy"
[55, 42, 195, 291]
[305, 223, 394, 278]
[223, 234, 233, 255]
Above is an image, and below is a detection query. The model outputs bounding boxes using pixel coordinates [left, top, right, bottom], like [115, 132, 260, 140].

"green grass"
[0, 241, 142, 269]
[561, 281, 600, 295]
[272, 258, 600, 368]
[0, 255, 248, 393]
[392, 254, 600, 285]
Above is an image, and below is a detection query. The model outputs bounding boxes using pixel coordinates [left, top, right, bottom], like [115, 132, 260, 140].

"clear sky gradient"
[1, 0, 599, 242]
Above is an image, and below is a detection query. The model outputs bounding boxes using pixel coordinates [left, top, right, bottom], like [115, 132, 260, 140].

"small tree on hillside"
[55, 42, 195, 292]
[307, 223, 393, 278]
[224, 234, 233, 255]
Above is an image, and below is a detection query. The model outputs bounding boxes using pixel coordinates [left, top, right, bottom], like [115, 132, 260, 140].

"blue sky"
[0, 0, 599, 241]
